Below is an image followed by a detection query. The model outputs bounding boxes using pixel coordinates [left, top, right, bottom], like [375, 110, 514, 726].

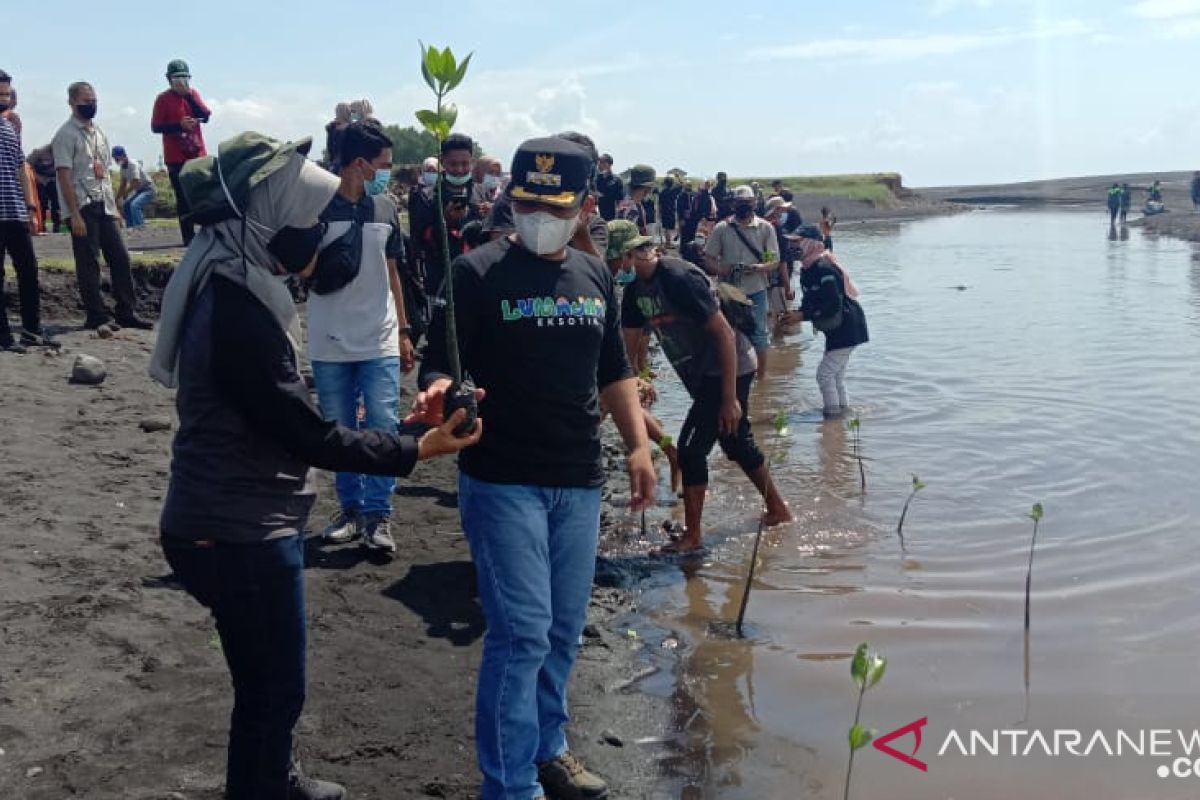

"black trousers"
[0, 220, 40, 343]
[71, 202, 136, 321]
[168, 162, 195, 246]
[678, 372, 765, 487]
[38, 181, 61, 231]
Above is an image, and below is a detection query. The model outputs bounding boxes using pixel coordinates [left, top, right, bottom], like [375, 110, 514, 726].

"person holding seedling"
[704, 184, 782, 380]
[622, 235, 792, 555]
[418, 136, 654, 800]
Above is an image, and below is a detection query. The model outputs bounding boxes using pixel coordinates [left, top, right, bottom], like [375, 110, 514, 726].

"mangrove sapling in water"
[732, 410, 791, 637]
[895, 474, 926, 550]
[1022, 502, 1044, 721]
[847, 417, 866, 491]
[844, 642, 887, 800]
[416, 42, 477, 435]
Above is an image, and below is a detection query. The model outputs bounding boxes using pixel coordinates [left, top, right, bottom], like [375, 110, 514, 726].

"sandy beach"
[0, 260, 676, 799]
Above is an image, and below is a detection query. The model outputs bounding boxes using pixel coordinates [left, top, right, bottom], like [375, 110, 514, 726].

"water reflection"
[637, 211, 1200, 799]
[665, 562, 759, 797]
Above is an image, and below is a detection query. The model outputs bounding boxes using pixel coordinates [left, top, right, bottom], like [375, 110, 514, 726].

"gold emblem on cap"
[535, 153, 555, 173]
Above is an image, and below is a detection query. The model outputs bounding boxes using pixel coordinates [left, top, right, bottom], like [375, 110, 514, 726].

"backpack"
[806, 262, 848, 333]
[714, 281, 758, 337]
[309, 194, 396, 296]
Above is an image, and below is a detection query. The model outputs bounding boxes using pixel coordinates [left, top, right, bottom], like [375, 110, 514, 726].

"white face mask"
[514, 210, 578, 256]
[482, 174, 501, 192]
[420, 171, 438, 187]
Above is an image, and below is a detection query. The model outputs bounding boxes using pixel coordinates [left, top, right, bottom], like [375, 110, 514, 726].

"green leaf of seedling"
[847, 417, 860, 432]
[773, 410, 788, 435]
[448, 52, 474, 91]
[912, 475, 926, 492]
[442, 103, 458, 131]
[849, 724, 875, 751]
[435, 120, 452, 140]
[415, 109, 441, 136]
[1028, 502, 1044, 522]
[850, 642, 869, 687]
[419, 41, 436, 91]
[867, 655, 887, 688]
[660, 434, 673, 448]
[434, 46, 455, 81]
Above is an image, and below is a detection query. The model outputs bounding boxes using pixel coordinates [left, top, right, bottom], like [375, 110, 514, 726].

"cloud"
[1131, 0, 1200, 18]
[746, 19, 1095, 63]
[927, 0, 995, 16]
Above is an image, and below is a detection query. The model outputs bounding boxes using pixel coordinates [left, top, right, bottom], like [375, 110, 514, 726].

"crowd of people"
[1, 60, 870, 800]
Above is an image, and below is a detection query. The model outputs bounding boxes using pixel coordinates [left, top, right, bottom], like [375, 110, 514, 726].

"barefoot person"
[622, 238, 792, 555]
[418, 136, 655, 800]
[605, 219, 682, 494]
[150, 132, 481, 800]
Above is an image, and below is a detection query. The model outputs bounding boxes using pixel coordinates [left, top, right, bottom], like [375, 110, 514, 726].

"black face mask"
[75, 103, 97, 120]
[734, 202, 754, 218]
[267, 223, 326, 273]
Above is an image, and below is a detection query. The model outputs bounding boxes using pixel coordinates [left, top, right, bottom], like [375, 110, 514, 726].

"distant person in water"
[1107, 183, 1122, 225]
[1191, 172, 1200, 211]
[1148, 180, 1163, 203]
[789, 225, 869, 419]
[1119, 183, 1132, 224]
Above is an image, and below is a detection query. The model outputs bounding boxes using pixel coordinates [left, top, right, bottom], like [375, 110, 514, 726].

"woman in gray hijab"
[150, 134, 482, 800]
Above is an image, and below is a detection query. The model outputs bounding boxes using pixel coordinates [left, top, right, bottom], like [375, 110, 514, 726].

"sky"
[4, 0, 1200, 187]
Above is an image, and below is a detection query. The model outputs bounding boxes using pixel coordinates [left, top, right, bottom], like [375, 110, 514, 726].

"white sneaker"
[322, 508, 359, 544]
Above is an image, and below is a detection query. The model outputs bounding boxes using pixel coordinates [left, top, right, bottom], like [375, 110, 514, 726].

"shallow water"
[615, 211, 1200, 799]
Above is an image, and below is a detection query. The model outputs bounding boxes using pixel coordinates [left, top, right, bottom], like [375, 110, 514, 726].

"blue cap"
[112, 145, 126, 158]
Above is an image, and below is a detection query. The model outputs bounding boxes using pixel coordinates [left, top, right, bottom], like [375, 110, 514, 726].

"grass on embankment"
[731, 173, 903, 206]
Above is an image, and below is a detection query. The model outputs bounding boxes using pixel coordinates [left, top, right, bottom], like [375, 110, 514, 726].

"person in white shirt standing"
[305, 121, 415, 555]
[704, 184, 784, 380]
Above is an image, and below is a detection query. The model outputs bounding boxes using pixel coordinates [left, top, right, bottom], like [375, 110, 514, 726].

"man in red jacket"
[151, 59, 210, 246]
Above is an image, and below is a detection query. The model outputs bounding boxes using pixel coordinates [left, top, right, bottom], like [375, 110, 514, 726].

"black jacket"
[161, 276, 418, 543]
[799, 257, 869, 351]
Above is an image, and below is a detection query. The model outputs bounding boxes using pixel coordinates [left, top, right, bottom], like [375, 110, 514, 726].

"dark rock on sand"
[69, 354, 106, 385]
[138, 417, 173, 433]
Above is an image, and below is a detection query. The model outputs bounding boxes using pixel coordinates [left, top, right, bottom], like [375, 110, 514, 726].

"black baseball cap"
[506, 137, 590, 208]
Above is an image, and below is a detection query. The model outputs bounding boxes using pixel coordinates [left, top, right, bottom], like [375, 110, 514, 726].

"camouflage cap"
[605, 219, 651, 260]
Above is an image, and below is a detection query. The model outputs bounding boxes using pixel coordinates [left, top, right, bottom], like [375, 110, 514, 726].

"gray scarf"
[150, 154, 338, 387]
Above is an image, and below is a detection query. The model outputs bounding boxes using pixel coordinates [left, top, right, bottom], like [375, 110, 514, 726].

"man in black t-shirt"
[595, 152, 623, 220]
[418, 137, 654, 800]
[621, 246, 792, 555]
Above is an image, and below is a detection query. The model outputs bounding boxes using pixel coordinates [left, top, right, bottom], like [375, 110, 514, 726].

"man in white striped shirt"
[0, 69, 54, 351]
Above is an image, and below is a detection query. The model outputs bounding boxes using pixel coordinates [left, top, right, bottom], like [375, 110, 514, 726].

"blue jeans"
[748, 288, 770, 352]
[458, 474, 603, 800]
[161, 535, 307, 800]
[311, 357, 401, 517]
[123, 188, 155, 227]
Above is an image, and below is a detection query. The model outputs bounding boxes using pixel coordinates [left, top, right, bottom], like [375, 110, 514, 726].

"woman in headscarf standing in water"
[149, 132, 482, 800]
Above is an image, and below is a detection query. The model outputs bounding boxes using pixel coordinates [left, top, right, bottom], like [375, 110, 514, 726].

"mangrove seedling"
[895, 474, 926, 549]
[847, 417, 866, 492]
[772, 410, 790, 437]
[844, 642, 887, 800]
[416, 42, 477, 435]
[734, 518, 765, 638]
[1022, 502, 1044, 720]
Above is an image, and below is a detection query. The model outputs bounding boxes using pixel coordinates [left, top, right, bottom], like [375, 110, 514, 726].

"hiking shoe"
[84, 315, 116, 330]
[361, 514, 396, 555]
[115, 314, 153, 330]
[538, 751, 609, 799]
[1, 341, 28, 354]
[322, 508, 359, 544]
[288, 770, 346, 800]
